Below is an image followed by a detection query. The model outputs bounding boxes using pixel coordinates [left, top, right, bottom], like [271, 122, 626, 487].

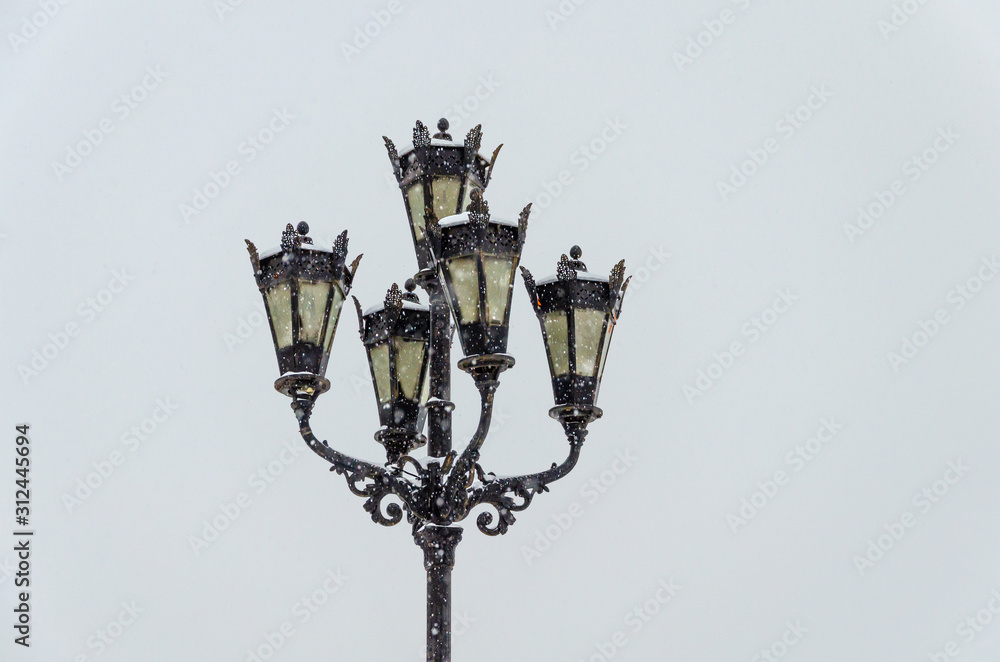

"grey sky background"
[3, 1, 1000, 661]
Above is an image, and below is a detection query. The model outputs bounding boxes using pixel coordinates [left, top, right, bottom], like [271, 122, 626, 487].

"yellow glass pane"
[266, 282, 293, 349]
[407, 185, 426, 241]
[543, 311, 569, 376]
[484, 257, 514, 325]
[432, 176, 461, 220]
[369, 342, 391, 404]
[323, 285, 345, 353]
[574, 309, 607, 377]
[394, 338, 426, 400]
[297, 281, 330, 345]
[446, 257, 480, 323]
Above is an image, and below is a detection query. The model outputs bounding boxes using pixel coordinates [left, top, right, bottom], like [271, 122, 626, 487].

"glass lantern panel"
[297, 280, 330, 345]
[393, 338, 427, 400]
[406, 184, 426, 241]
[484, 257, 514, 325]
[542, 311, 569, 376]
[323, 285, 345, 353]
[460, 182, 480, 213]
[432, 175, 462, 220]
[445, 257, 481, 323]
[369, 342, 391, 404]
[573, 309, 608, 377]
[265, 282, 293, 349]
[597, 320, 616, 383]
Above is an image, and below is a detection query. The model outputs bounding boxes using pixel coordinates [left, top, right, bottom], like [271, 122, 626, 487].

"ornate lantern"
[521, 247, 630, 420]
[427, 192, 530, 360]
[383, 119, 501, 269]
[245, 222, 361, 398]
[354, 281, 432, 461]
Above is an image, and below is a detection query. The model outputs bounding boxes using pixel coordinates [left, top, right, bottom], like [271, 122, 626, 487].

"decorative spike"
[517, 203, 531, 248]
[464, 124, 482, 163]
[382, 136, 401, 182]
[245, 239, 260, 276]
[352, 296, 365, 339]
[485, 143, 502, 185]
[384, 283, 403, 327]
[613, 275, 632, 320]
[333, 230, 349, 257]
[348, 253, 363, 280]
[556, 254, 577, 281]
[609, 259, 626, 297]
[385, 282, 403, 314]
[344, 253, 363, 290]
[468, 190, 490, 230]
[413, 120, 431, 148]
[281, 223, 299, 250]
[520, 266, 539, 311]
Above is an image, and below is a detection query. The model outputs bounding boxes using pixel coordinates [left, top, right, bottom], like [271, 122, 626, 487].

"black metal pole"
[415, 526, 463, 662]
[417, 269, 454, 458]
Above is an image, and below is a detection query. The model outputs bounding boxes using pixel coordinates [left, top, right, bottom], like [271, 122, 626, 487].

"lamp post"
[245, 119, 631, 662]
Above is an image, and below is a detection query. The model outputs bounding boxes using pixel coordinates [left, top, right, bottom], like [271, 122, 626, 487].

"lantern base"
[274, 372, 331, 400]
[375, 428, 426, 463]
[457, 354, 515, 382]
[548, 404, 603, 425]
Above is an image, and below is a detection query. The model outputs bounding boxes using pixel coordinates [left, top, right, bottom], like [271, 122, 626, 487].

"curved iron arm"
[464, 422, 588, 536]
[443, 382, 496, 485]
[292, 399, 422, 527]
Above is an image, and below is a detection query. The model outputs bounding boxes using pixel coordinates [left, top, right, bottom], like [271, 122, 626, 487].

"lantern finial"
[434, 118, 452, 140]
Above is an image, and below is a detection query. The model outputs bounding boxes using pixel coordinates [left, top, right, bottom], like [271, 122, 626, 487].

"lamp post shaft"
[421, 271, 454, 458]
[415, 526, 463, 662]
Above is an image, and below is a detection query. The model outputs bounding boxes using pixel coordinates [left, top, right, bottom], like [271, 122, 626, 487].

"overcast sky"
[4, 1, 1000, 661]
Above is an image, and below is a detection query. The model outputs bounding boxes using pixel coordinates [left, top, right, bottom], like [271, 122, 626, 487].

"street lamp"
[245, 119, 630, 662]
[521, 246, 630, 421]
[354, 281, 433, 462]
[384, 118, 501, 270]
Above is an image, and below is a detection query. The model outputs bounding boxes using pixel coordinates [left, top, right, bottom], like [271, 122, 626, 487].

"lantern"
[383, 119, 501, 270]
[355, 281, 432, 461]
[521, 247, 630, 418]
[427, 192, 530, 359]
[246, 222, 361, 398]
